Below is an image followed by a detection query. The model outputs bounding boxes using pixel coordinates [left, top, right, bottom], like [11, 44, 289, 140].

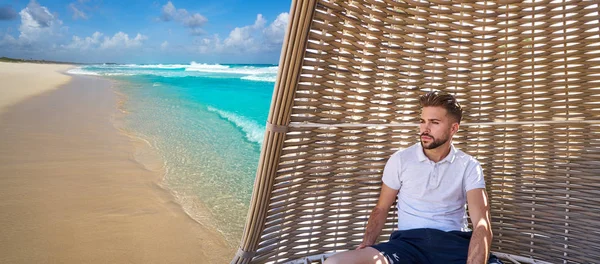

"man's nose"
[420, 123, 430, 133]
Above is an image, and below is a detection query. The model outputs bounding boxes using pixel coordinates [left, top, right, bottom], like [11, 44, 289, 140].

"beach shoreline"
[0, 63, 234, 263]
[110, 81, 237, 247]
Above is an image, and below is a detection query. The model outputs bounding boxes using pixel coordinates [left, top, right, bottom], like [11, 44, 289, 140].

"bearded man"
[324, 91, 501, 264]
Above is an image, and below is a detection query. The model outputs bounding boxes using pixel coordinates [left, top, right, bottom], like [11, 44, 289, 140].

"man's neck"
[423, 142, 452, 163]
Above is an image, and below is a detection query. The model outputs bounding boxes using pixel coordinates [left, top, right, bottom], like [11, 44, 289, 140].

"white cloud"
[17, 0, 63, 43]
[196, 34, 222, 53]
[1, 33, 18, 45]
[62, 31, 147, 51]
[0, 5, 62, 61]
[253, 14, 267, 29]
[0, 0, 64, 53]
[263, 13, 289, 45]
[222, 14, 269, 51]
[182, 13, 207, 28]
[159, 1, 207, 35]
[100, 32, 148, 49]
[22, 0, 54, 27]
[69, 3, 87, 20]
[161, 40, 168, 50]
[0, 0, 147, 57]
[64, 31, 102, 50]
[223, 28, 251, 50]
[160, 1, 177, 21]
[189, 27, 204, 36]
[198, 12, 289, 54]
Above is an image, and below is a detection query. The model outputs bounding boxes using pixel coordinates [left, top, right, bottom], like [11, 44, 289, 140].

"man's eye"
[433, 122, 439, 124]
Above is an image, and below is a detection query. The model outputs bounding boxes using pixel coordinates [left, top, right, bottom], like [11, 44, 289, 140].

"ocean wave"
[68, 67, 195, 77]
[187, 62, 230, 70]
[73, 62, 279, 83]
[241, 75, 277, 82]
[104, 72, 135, 76]
[206, 106, 265, 145]
[185, 61, 278, 76]
[120, 64, 188, 69]
[66, 68, 100, 76]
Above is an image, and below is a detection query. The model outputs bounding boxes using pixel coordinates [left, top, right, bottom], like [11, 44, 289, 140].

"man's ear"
[451, 122, 459, 135]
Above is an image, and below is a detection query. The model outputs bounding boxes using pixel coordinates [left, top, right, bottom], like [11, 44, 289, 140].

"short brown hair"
[419, 91, 463, 124]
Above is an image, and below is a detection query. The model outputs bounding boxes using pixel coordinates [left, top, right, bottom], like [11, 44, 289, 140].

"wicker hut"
[232, 0, 600, 263]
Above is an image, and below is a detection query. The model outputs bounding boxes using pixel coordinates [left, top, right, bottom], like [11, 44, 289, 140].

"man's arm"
[466, 188, 493, 264]
[356, 183, 399, 250]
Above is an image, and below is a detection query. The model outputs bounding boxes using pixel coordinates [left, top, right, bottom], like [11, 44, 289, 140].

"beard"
[420, 133, 450, 150]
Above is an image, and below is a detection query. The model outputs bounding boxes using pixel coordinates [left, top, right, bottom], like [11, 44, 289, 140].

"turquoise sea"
[68, 62, 276, 245]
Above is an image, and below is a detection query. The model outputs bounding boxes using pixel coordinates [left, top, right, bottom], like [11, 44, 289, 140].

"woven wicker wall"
[236, 0, 600, 263]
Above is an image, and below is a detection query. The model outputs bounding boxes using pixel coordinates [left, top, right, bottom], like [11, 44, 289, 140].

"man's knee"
[323, 248, 386, 264]
[323, 253, 339, 264]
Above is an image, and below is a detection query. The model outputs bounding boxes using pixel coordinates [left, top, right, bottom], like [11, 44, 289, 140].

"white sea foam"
[185, 61, 278, 76]
[241, 75, 277, 82]
[119, 64, 188, 69]
[114, 70, 194, 77]
[69, 67, 193, 77]
[187, 62, 230, 70]
[206, 106, 265, 145]
[104, 72, 135, 76]
[73, 62, 279, 82]
[66, 68, 100, 76]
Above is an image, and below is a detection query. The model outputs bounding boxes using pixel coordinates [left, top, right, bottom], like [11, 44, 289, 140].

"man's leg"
[324, 247, 388, 264]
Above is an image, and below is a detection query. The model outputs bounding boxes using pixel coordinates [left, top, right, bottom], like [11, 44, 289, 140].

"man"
[324, 91, 499, 264]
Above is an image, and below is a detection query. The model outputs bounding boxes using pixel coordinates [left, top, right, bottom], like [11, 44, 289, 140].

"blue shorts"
[371, 228, 503, 264]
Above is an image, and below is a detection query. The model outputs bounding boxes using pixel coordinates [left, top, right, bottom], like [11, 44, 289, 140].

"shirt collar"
[417, 143, 457, 164]
[442, 144, 457, 164]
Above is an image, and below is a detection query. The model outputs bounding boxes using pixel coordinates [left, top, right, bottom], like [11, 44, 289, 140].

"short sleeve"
[382, 153, 402, 190]
[464, 160, 485, 192]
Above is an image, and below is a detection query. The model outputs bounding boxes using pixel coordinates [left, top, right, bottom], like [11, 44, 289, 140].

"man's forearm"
[361, 207, 388, 246]
[467, 222, 492, 264]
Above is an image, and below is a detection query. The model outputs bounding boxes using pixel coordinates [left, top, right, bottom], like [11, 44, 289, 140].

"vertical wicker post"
[231, 0, 317, 263]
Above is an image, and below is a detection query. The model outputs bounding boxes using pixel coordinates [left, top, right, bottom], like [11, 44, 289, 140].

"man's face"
[419, 106, 456, 150]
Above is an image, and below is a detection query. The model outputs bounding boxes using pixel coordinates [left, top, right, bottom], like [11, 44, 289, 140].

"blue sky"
[0, 0, 292, 63]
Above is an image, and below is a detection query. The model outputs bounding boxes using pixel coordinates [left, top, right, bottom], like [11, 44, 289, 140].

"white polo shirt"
[382, 143, 485, 232]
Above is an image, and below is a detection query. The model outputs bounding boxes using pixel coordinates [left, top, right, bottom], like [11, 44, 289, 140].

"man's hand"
[355, 243, 368, 250]
[355, 241, 373, 250]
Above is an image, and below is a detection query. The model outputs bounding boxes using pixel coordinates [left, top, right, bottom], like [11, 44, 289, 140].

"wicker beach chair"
[231, 0, 600, 263]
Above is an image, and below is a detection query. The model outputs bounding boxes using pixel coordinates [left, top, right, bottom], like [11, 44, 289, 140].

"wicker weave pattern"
[233, 0, 600, 263]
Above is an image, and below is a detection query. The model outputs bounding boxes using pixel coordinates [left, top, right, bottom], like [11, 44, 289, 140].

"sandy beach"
[0, 62, 73, 115]
[0, 63, 233, 263]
